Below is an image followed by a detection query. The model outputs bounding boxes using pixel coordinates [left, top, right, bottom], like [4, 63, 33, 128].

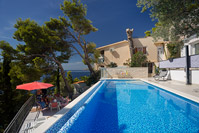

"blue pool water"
[48, 80, 199, 132]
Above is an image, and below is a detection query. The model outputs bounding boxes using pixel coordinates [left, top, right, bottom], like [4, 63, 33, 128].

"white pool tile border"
[34, 81, 101, 133]
[141, 79, 199, 103]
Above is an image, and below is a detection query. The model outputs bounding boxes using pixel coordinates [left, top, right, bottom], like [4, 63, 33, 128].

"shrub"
[66, 71, 73, 84]
[107, 62, 117, 68]
[73, 78, 79, 83]
[80, 76, 89, 82]
[130, 52, 147, 67]
[167, 43, 182, 58]
[86, 70, 100, 86]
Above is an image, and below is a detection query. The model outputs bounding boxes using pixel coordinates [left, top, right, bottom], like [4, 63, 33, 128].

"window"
[195, 43, 199, 55]
[133, 47, 147, 54]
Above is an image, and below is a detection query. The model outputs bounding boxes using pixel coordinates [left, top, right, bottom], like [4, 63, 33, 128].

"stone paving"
[19, 106, 61, 133]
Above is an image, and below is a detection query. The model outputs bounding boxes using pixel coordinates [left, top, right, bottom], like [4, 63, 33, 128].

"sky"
[0, 0, 156, 70]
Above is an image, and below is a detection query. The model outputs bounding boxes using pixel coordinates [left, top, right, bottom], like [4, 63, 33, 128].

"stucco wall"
[97, 37, 158, 67]
[103, 41, 131, 66]
[101, 67, 148, 78]
[133, 37, 158, 62]
[170, 69, 199, 84]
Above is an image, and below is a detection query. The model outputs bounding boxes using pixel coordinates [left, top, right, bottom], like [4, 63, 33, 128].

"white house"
[181, 34, 199, 57]
[160, 34, 199, 84]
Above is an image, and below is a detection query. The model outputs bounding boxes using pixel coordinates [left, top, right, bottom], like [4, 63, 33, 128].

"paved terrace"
[142, 78, 199, 103]
[19, 107, 59, 133]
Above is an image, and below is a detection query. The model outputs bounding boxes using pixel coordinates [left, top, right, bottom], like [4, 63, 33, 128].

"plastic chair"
[49, 102, 60, 111]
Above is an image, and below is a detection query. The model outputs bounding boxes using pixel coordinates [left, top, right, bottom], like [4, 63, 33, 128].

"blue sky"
[0, 0, 155, 70]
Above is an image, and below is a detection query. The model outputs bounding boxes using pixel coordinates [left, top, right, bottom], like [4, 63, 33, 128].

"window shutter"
[143, 47, 146, 54]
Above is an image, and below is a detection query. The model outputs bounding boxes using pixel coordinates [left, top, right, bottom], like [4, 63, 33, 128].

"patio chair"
[153, 70, 170, 81]
[49, 102, 60, 111]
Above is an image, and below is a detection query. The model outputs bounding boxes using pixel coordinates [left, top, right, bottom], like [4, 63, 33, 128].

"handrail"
[4, 95, 35, 133]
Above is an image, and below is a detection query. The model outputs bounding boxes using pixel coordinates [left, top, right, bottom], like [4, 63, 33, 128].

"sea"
[67, 70, 90, 79]
[40, 70, 90, 82]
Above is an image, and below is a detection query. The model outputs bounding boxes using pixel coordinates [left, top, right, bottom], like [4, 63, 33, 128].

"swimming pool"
[47, 79, 199, 132]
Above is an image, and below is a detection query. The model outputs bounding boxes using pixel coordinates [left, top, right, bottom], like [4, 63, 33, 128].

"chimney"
[126, 28, 134, 58]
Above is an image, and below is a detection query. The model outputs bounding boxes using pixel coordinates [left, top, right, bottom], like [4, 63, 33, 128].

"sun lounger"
[153, 70, 170, 81]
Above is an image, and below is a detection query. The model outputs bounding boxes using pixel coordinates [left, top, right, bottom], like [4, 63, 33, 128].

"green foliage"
[14, 18, 72, 62]
[86, 42, 100, 63]
[130, 52, 147, 67]
[60, 0, 97, 35]
[42, 71, 57, 85]
[32, 57, 46, 69]
[13, 17, 73, 93]
[82, 42, 100, 64]
[60, 0, 98, 76]
[137, 0, 199, 38]
[73, 78, 79, 83]
[0, 41, 17, 60]
[80, 76, 89, 82]
[107, 62, 118, 68]
[86, 70, 100, 86]
[167, 43, 182, 58]
[144, 31, 151, 37]
[66, 71, 73, 84]
[0, 41, 34, 132]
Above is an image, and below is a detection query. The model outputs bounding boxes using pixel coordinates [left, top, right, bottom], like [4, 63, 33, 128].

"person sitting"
[43, 96, 49, 107]
[38, 99, 46, 110]
[56, 95, 62, 103]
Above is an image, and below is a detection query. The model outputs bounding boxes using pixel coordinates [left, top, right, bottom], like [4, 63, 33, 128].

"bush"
[80, 76, 89, 82]
[66, 71, 73, 84]
[107, 62, 117, 68]
[73, 78, 79, 83]
[130, 52, 147, 67]
[167, 43, 182, 58]
[86, 70, 100, 86]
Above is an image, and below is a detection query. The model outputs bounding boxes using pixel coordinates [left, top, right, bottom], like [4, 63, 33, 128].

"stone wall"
[101, 67, 148, 78]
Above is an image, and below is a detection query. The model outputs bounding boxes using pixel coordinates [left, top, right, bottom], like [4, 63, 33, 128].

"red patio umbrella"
[16, 81, 54, 91]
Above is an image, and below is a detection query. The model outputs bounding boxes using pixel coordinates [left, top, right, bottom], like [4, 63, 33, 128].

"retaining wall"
[101, 67, 148, 78]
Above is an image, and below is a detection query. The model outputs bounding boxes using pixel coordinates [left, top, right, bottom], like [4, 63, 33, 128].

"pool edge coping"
[141, 79, 199, 104]
[33, 81, 102, 133]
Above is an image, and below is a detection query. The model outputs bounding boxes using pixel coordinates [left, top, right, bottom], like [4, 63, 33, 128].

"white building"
[181, 34, 199, 56]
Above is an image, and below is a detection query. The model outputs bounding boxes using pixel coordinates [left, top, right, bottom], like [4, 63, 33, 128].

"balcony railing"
[4, 95, 35, 133]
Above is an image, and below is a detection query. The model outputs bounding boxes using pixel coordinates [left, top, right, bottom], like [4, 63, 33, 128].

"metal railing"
[4, 95, 35, 133]
[101, 68, 109, 78]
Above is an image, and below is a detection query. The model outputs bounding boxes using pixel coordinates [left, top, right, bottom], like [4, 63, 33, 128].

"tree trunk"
[57, 63, 72, 94]
[126, 28, 134, 59]
[50, 51, 73, 95]
[85, 59, 96, 76]
[128, 38, 134, 57]
[84, 51, 96, 76]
